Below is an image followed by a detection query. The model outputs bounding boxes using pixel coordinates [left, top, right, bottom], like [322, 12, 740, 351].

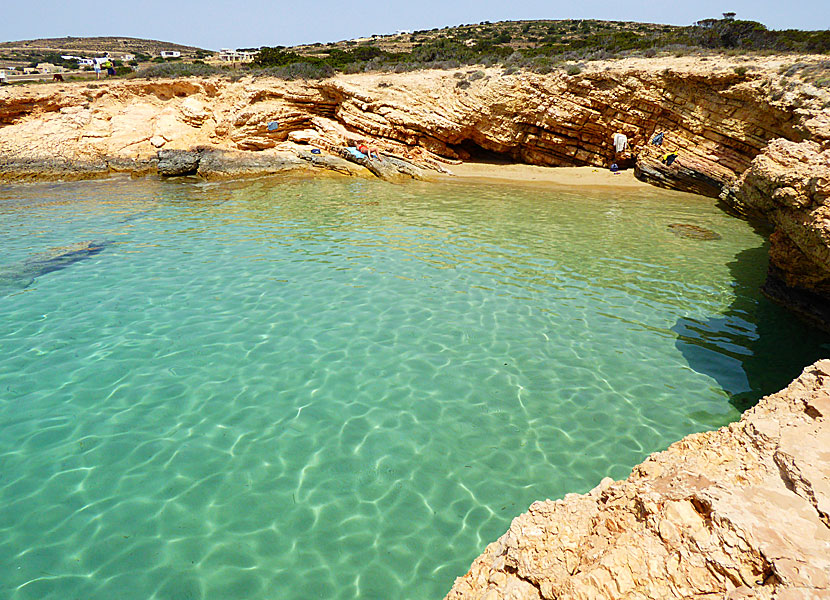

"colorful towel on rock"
[345, 147, 367, 160]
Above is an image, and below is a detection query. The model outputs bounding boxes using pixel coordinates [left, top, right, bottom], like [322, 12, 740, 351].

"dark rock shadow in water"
[0, 240, 113, 296]
[673, 240, 830, 412]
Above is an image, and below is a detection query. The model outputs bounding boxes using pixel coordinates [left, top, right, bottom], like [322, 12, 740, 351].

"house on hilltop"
[35, 63, 65, 74]
[218, 48, 257, 62]
[160, 51, 181, 58]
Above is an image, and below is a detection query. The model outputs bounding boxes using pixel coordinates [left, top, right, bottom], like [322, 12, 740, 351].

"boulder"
[332, 146, 425, 182]
[635, 146, 737, 198]
[157, 149, 200, 176]
[196, 148, 305, 179]
[296, 150, 373, 177]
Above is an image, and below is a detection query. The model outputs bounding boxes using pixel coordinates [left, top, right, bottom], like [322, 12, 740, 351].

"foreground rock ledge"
[445, 360, 830, 600]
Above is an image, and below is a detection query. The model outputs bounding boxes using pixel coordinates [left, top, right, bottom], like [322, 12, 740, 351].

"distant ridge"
[0, 36, 211, 56]
[285, 17, 829, 58]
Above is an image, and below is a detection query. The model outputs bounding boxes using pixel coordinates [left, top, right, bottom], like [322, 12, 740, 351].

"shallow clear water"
[1, 175, 827, 600]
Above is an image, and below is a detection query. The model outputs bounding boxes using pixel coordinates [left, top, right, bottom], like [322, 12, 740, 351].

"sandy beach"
[439, 162, 652, 188]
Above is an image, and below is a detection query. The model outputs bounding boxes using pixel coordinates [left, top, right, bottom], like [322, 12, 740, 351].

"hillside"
[0, 36, 211, 68]
[236, 17, 830, 81]
[0, 36, 209, 54]
[291, 19, 682, 56]
[288, 17, 830, 58]
[2, 18, 828, 84]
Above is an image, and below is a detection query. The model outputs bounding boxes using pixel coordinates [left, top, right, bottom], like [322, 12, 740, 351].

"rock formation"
[1, 56, 824, 184]
[723, 139, 830, 331]
[445, 360, 830, 600]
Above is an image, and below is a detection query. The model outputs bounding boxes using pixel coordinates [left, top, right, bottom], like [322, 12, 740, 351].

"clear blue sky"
[2, 0, 827, 50]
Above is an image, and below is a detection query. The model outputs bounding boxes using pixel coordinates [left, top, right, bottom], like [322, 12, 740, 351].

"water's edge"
[444, 359, 830, 599]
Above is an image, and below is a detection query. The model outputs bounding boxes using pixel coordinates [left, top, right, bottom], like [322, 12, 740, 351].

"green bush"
[254, 47, 306, 66]
[255, 62, 334, 80]
[150, 18, 830, 82]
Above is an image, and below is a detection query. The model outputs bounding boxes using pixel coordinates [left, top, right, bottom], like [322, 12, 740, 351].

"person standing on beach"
[93, 60, 101, 79]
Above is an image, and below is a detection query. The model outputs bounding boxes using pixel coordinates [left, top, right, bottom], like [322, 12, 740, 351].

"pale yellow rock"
[287, 129, 322, 145]
[178, 96, 209, 127]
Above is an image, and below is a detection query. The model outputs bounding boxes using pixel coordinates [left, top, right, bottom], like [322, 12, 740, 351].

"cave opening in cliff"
[453, 139, 515, 163]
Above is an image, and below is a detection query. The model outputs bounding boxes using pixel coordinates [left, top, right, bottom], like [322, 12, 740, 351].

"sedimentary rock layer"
[0, 56, 824, 184]
[444, 360, 830, 600]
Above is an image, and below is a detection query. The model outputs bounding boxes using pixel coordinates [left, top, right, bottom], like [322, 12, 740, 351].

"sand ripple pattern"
[1, 177, 827, 600]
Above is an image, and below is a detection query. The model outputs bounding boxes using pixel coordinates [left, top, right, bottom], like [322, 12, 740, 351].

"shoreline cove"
[1, 56, 828, 331]
[1, 55, 829, 599]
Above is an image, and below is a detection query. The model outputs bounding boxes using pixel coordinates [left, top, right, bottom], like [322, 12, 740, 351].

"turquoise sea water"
[1, 175, 827, 600]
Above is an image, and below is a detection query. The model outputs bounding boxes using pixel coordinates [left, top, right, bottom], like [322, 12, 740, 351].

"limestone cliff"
[0, 56, 825, 184]
[724, 139, 830, 331]
[445, 360, 830, 600]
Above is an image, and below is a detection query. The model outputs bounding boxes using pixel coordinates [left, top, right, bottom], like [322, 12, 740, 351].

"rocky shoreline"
[1, 55, 829, 598]
[445, 360, 830, 600]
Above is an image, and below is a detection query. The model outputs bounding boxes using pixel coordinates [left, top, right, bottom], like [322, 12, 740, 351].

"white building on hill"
[36, 63, 65, 73]
[218, 49, 258, 62]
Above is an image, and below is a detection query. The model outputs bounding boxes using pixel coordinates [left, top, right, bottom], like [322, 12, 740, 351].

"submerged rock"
[667, 223, 722, 240]
[0, 240, 113, 294]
